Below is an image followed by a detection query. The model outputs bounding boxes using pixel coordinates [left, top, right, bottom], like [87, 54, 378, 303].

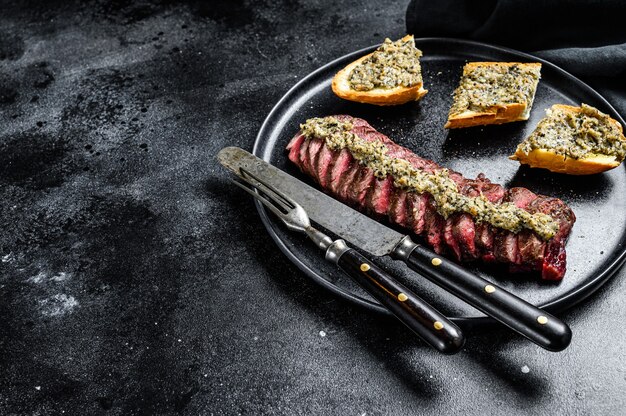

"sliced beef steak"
[286, 115, 576, 280]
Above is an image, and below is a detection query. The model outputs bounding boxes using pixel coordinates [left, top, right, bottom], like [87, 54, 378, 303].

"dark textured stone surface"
[0, 1, 625, 415]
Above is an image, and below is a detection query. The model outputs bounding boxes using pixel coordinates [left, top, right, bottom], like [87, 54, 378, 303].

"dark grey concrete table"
[1, 1, 624, 415]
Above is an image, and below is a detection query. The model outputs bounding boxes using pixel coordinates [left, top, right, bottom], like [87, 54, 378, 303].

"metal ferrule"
[325, 239, 350, 264]
[305, 226, 334, 251]
[392, 235, 418, 260]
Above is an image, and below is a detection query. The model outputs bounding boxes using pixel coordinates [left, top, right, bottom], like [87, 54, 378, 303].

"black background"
[1, 1, 625, 414]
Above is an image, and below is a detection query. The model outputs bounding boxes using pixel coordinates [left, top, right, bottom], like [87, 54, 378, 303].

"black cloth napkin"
[406, 0, 626, 117]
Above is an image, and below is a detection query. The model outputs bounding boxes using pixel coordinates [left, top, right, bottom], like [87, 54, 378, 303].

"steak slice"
[328, 148, 352, 194]
[444, 215, 463, 261]
[408, 193, 428, 236]
[287, 133, 305, 164]
[389, 189, 409, 227]
[366, 176, 394, 216]
[288, 115, 576, 280]
[350, 167, 376, 209]
[423, 196, 446, 254]
[316, 144, 336, 188]
[336, 157, 360, 203]
[306, 138, 324, 182]
[452, 214, 478, 260]
[531, 196, 576, 280]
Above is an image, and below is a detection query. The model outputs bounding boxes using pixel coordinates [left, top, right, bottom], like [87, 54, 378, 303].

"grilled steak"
[286, 115, 576, 280]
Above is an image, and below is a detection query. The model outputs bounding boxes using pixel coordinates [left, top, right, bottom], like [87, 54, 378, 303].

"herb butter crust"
[331, 35, 428, 106]
[511, 104, 626, 175]
[445, 62, 541, 129]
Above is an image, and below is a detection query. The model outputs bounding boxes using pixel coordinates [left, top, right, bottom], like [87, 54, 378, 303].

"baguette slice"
[511, 104, 626, 175]
[445, 62, 541, 129]
[331, 35, 427, 106]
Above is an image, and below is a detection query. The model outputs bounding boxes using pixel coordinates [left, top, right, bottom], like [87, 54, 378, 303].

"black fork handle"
[326, 240, 465, 354]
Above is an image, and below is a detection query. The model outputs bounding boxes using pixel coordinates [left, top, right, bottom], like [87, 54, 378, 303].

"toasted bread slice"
[331, 35, 427, 106]
[445, 62, 541, 129]
[511, 104, 626, 175]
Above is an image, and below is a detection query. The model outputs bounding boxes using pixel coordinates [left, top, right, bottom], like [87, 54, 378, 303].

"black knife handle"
[395, 240, 571, 352]
[326, 240, 464, 354]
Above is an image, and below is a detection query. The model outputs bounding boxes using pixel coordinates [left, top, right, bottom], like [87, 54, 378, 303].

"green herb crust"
[348, 37, 423, 91]
[301, 116, 559, 240]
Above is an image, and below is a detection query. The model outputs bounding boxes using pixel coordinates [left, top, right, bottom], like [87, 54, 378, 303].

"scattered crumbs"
[521, 365, 530, 374]
[319, 330, 326, 337]
[35, 386, 41, 391]
[2, 253, 14, 263]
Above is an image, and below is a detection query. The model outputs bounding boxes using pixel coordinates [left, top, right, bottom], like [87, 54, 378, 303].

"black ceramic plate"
[252, 38, 626, 326]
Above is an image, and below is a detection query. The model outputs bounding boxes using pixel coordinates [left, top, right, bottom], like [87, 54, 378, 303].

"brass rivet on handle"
[484, 285, 496, 294]
[360, 263, 370, 272]
[397, 293, 408, 302]
[431, 258, 442, 266]
[434, 321, 444, 330]
[537, 316, 549, 325]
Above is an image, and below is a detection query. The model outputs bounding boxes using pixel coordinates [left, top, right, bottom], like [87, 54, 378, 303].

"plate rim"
[251, 37, 626, 326]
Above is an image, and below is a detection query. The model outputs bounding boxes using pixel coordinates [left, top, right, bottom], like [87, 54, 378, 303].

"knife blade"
[217, 146, 572, 351]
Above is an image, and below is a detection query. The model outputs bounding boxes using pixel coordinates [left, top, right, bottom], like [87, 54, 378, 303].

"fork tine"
[230, 179, 289, 221]
[236, 170, 292, 213]
[240, 168, 299, 210]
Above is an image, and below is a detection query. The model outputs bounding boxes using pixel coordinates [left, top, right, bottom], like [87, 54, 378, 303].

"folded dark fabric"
[406, 0, 626, 116]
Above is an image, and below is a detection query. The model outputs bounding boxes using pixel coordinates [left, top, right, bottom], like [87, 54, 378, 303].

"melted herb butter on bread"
[450, 64, 540, 115]
[518, 104, 626, 160]
[445, 62, 541, 128]
[348, 37, 423, 91]
[331, 35, 427, 106]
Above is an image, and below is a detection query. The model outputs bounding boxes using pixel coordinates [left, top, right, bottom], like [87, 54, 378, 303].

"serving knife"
[217, 146, 572, 351]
